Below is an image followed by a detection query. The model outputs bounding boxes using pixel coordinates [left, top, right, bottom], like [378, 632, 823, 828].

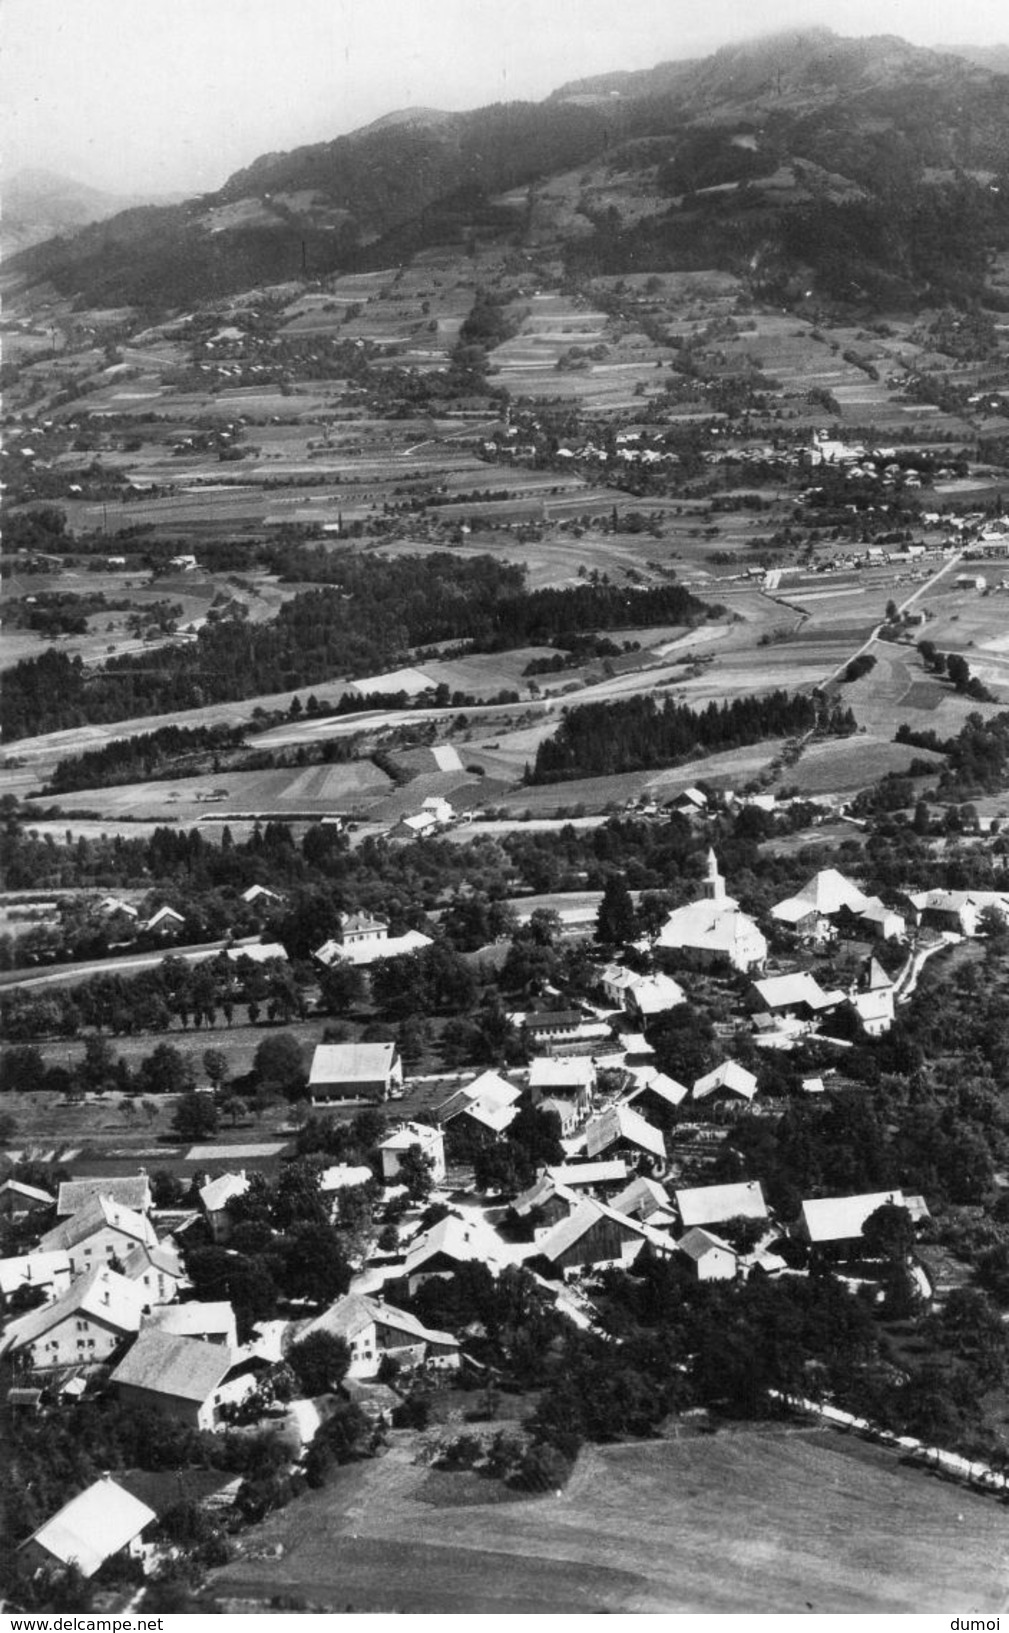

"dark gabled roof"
[110, 1329, 237, 1403]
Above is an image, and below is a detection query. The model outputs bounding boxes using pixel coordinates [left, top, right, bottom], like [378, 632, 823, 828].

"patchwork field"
[210, 1426, 1009, 1614]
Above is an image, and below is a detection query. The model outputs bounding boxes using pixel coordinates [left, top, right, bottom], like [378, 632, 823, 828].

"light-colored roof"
[122, 1239, 185, 1283]
[0, 1250, 71, 1297]
[110, 1328, 238, 1402]
[545, 1161, 628, 1188]
[693, 1060, 758, 1101]
[800, 1190, 922, 1243]
[146, 905, 185, 927]
[529, 1056, 595, 1091]
[0, 1179, 55, 1206]
[314, 930, 432, 967]
[22, 1477, 155, 1578]
[146, 1300, 236, 1339]
[380, 1122, 442, 1152]
[625, 972, 686, 1013]
[0, 1266, 144, 1355]
[583, 1104, 666, 1163]
[770, 896, 823, 925]
[40, 1194, 158, 1254]
[609, 1175, 672, 1220]
[462, 1101, 518, 1135]
[404, 1214, 503, 1275]
[752, 972, 843, 1012]
[619, 1033, 653, 1055]
[299, 1292, 376, 1344]
[675, 1180, 768, 1229]
[656, 901, 766, 964]
[628, 1072, 689, 1109]
[57, 1175, 151, 1216]
[310, 1041, 399, 1086]
[319, 1164, 375, 1192]
[678, 1227, 735, 1263]
[199, 1171, 249, 1213]
[792, 869, 869, 916]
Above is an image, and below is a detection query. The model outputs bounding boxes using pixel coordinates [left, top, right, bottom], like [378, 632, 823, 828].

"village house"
[436, 1070, 521, 1148]
[623, 971, 687, 1024]
[314, 923, 433, 968]
[850, 956, 896, 1036]
[609, 1174, 676, 1226]
[907, 888, 1009, 939]
[121, 1239, 187, 1307]
[654, 852, 767, 973]
[298, 1292, 460, 1376]
[677, 1227, 738, 1281]
[692, 1059, 759, 1104]
[241, 884, 285, 906]
[511, 1172, 578, 1233]
[19, 1476, 156, 1580]
[523, 1009, 586, 1047]
[0, 1265, 145, 1371]
[582, 1104, 666, 1170]
[626, 1071, 690, 1127]
[109, 1329, 258, 1429]
[403, 1214, 506, 1295]
[308, 1041, 404, 1104]
[199, 1171, 250, 1243]
[144, 905, 186, 938]
[39, 1194, 158, 1276]
[378, 1121, 447, 1186]
[675, 1179, 769, 1231]
[528, 1056, 596, 1123]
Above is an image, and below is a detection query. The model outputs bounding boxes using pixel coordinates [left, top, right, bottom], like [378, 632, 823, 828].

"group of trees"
[527, 690, 846, 782]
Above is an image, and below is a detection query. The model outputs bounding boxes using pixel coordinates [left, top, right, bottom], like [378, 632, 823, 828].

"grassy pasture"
[210, 1427, 1009, 1613]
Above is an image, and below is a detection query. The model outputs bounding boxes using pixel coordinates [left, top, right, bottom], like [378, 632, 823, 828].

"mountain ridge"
[8, 28, 1009, 314]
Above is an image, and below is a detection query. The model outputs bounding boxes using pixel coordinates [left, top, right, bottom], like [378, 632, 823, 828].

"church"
[653, 851, 767, 973]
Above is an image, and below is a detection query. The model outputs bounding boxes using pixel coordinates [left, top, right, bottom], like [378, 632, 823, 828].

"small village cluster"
[4, 840, 1008, 1582]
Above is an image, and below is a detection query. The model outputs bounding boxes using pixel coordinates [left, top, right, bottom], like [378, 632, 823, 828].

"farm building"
[675, 1179, 769, 1230]
[146, 1300, 238, 1347]
[799, 1190, 929, 1256]
[0, 1266, 144, 1371]
[545, 1160, 629, 1193]
[907, 888, 1009, 938]
[378, 1121, 446, 1185]
[20, 1476, 156, 1580]
[749, 971, 845, 1022]
[299, 1293, 459, 1377]
[309, 1041, 403, 1103]
[771, 869, 870, 942]
[109, 1329, 257, 1430]
[677, 1227, 738, 1282]
[533, 1198, 650, 1279]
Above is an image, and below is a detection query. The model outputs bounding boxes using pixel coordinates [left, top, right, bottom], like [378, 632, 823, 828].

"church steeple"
[704, 848, 726, 904]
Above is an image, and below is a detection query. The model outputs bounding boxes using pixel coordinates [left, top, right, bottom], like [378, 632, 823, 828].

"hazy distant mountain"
[8, 28, 1009, 313]
[3, 167, 185, 256]
[941, 42, 1009, 75]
